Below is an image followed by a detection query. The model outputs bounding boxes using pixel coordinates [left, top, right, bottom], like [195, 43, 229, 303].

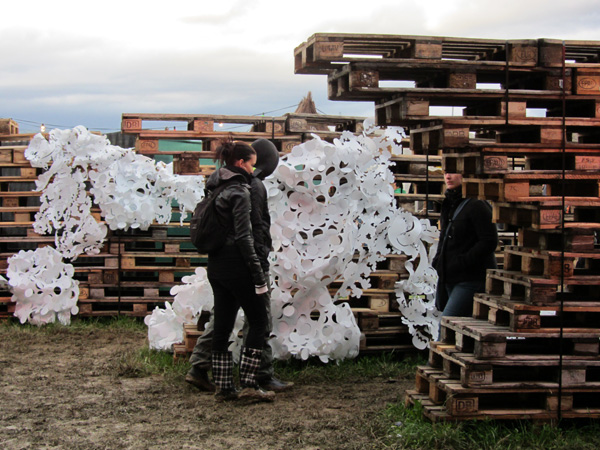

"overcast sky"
[2, 0, 600, 134]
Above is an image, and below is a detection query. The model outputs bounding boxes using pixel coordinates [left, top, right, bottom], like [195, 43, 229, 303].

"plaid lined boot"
[238, 347, 275, 402]
[211, 351, 239, 402]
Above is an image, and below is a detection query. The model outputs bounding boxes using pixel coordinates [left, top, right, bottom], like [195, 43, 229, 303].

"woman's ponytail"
[214, 139, 256, 167]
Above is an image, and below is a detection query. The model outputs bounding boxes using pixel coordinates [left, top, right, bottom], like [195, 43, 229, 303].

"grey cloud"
[179, 0, 252, 25]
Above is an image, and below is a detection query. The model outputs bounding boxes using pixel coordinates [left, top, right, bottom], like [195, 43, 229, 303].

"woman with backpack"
[203, 140, 274, 403]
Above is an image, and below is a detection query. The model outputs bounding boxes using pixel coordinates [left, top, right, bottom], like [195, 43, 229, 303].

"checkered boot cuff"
[211, 351, 234, 390]
[239, 347, 263, 388]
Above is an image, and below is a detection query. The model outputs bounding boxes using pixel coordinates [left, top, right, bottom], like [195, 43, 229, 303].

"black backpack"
[190, 182, 235, 253]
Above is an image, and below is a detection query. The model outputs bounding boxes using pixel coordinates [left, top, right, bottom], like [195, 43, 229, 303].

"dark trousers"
[189, 295, 274, 379]
[439, 280, 485, 318]
[209, 275, 268, 352]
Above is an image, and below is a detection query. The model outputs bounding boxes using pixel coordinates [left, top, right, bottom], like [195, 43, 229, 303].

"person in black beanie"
[432, 172, 498, 319]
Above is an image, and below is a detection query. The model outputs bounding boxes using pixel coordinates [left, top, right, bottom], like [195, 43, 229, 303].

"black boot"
[211, 351, 238, 402]
[238, 347, 275, 402]
[185, 366, 216, 392]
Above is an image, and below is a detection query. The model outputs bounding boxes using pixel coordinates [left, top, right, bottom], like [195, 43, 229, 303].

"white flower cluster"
[6, 247, 79, 325]
[26, 126, 122, 258]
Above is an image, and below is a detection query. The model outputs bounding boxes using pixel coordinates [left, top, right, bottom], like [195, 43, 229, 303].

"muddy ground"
[0, 324, 415, 450]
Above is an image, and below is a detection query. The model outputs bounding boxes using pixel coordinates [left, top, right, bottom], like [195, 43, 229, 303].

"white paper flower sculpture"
[6, 247, 80, 325]
[17, 126, 205, 327]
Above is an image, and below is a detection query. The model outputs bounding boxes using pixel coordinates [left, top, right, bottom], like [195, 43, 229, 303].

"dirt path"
[0, 326, 412, 450]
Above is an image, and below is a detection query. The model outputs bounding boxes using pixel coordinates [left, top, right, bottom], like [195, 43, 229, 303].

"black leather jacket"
[205, 166, 266, 287]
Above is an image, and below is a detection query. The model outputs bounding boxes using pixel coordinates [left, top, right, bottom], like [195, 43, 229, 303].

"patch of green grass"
[113, 346, 190, 380]
[379, 400, 600, 450]
[0, 315, 146, 336]
[272, 351, 426, 384]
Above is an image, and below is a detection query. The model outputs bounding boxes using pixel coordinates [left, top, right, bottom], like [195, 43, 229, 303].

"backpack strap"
[205, 178, 241, 201]
[443, 197, 471, 242]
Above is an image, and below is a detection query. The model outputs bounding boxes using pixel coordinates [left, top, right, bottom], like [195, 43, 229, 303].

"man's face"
[444, 173, 463, 190]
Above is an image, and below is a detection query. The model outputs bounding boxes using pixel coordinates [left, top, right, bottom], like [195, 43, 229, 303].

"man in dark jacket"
[432, 172, 498, 318]
[186, 139, 293, 393]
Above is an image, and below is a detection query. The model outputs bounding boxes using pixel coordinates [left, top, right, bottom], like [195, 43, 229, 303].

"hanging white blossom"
[388, 210, 441, 348]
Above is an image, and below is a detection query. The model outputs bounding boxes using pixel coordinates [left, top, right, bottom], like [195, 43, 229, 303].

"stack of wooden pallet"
[296, 33, 600, 421]
[120, 112, 366, 156]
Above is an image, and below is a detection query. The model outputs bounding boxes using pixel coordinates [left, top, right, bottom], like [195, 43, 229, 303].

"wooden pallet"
[492, 200, 600, 229]
[121, 112, 366, 154]
[295, 35, 600, 75]
[463, 171, 600, 202]
[473, 293, 600, 332]
[406, 365, 600, 422]
[326, 63, 574, 101]
[77, 297, 166, 317]
[429, 342, 600, 388]
[518, 227, 598, 252]
[440, 316, 600, 359]
[443, 150, 600, 175]
[502, 245, 600, 279]
[486, 268, 600, 305]
[408, 122, 600, 154]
